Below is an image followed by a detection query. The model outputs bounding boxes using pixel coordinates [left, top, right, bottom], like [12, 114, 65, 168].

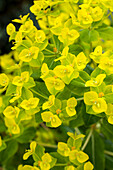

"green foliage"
[0, 0, 113, 169]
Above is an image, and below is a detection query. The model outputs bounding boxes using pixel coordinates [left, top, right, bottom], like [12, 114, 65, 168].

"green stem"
[81, 128, 93, 151]
[76, 97, 84, 101]
[51, 34, 56, 48]
[106, 11, 112, 19]
[45, 48, 55, 54]
[4, 138, 13, 142]
[104, 150, 113, 156]
[4, 134, 20, 142]
[55, 163, 68, 167]
[44, 55, 56, 58]
[75, 127, 81, 135]
[40, 123, 50, 131]
[30, 89, 48, 100]
[92, 133, 95, 166]
[49, 57, 55, 68]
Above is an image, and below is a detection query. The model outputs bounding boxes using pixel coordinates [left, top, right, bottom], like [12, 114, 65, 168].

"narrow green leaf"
[84, 131, 105, 170]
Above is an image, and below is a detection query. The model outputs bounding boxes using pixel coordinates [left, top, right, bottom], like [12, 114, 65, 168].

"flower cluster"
[0, 0, 113, 169]
[18, 132, 94, 170]
[41, 95, 77, 127]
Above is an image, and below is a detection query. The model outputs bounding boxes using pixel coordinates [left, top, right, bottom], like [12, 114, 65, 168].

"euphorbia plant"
[0, 0, 113, 169]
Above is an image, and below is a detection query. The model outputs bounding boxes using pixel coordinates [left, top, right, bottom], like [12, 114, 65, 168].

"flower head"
[6, 23, 16, 35]
[20, 98, 39, 110]
[66, 97, 77, 116]
[23, 141, 37, 160]
[12, 72, 29, 86]
[57, 142, 70, 156]
[41, 111, 62, 127]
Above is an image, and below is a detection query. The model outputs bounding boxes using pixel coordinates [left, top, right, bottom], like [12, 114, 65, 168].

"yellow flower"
[54, 46, 69, 62]
[92, 98, 107, 113]
[30, 2, 42, 16]
[10, 86, 22, 103]
[20, 98, 39, 110]
[19, 20, 34, 33]
[0, 52, 16, 71]
[62, 28, 79, 41]
[41, 63, 49, 79]
[6, 23, 16, 35]
[58, 27, 80, 46]
[0, 73, 9, 93]
[67, 132, 85, 140]
[42, 95, 55, 110]
[41, 111, 53, 122]
[12, 31, 23, 50]
[19, 46, 39, 62]
[15, 31, 22, 44]
[3, 106, 20, 118]
[84, 91, 107, 113]
[35, 30, 45, 43]
[12, 71, 29, 86]
[66, 97, 77, 116]
[40, 153, 52, 170]
[57, 142, 70, 156]
[75, 52, 88, 70]
[12, 13, 30, 24]
[84, 91, 98, 105]
[99, 57, 113, 75]
[53, 65, 74, 84]
[108, 116, 113, 125]
[42, 153, 52, 163]
[0, 97, 2, 107]
[5, 117, 20, 134]
[50, 12, 69, 28]
[45, 77, 65, 95]
[69, 150, 89, 163]
[41, 111, 62, 127]
[62, 46, 69, 56]
[78, 9, 93, 25]
[38, 16, 48, 30]
[101, 0, 113, 12]
[54, 65, 74, 78]
[84, 161, 94, 170]
[90, 46, 102, 63]
[105, 103, 113, 124]
[18, 165, 39, 170]
[85, 74, 106, 87]
[0, 136, 2, 147]
[23, 141, 37, 160]
[91, 6, 103, 21]
[0, 73, 9, 87]
[65, 165, 76, 170]
[49, 114, 62, 127]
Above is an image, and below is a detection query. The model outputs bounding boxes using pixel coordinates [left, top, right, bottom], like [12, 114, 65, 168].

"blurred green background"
[0, 0, 34, 55]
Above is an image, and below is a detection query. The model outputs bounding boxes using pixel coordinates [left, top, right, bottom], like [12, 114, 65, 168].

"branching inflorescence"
[0, 0, 113, 169]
